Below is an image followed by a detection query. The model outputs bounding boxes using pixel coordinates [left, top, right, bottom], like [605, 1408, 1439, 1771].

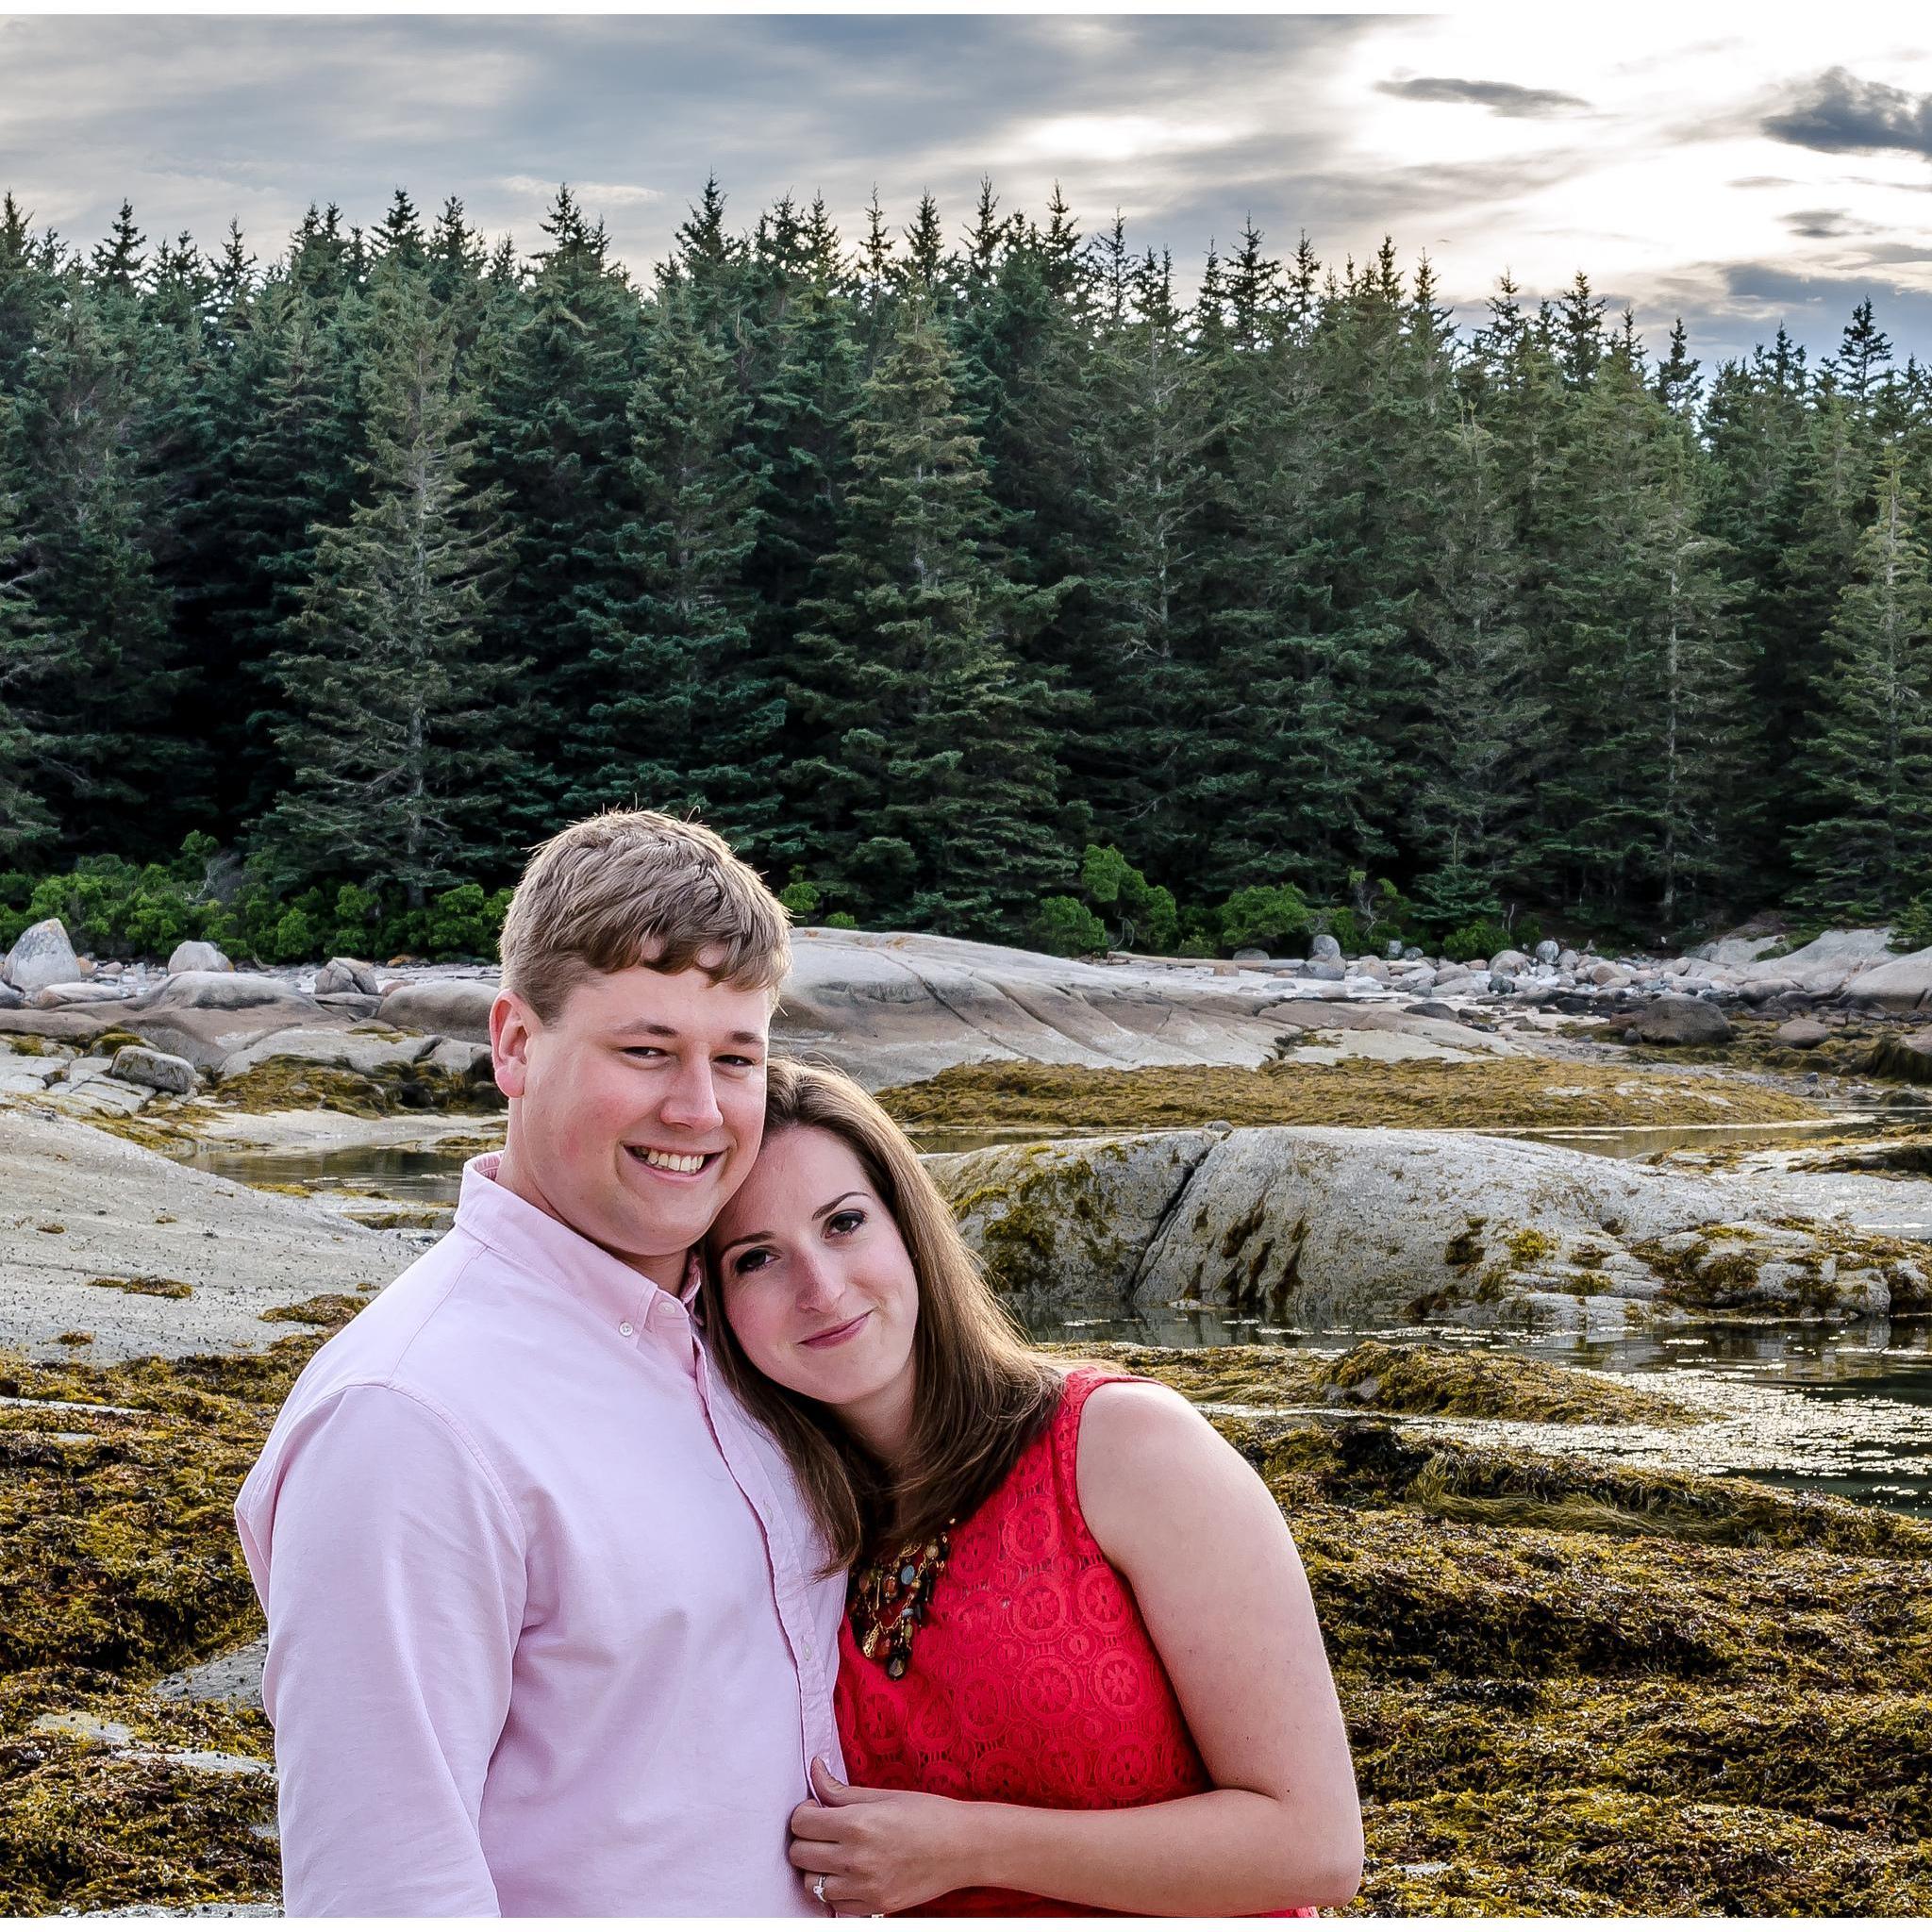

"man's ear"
[491, 990, 538, 1100]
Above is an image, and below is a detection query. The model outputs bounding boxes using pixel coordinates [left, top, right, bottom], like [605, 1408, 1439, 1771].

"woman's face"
[710, 1124, 920, 1451]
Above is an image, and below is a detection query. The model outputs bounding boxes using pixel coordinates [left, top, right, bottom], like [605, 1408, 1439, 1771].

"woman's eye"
[826, 1209, 866, 1237]
[731, 1247, 774, 1275]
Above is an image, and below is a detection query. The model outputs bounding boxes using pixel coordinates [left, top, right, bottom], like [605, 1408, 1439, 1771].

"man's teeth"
[637, 1149, 707, 1174]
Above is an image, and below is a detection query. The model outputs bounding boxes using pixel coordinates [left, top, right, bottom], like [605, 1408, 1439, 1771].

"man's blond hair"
[499, 809, 791, 1021]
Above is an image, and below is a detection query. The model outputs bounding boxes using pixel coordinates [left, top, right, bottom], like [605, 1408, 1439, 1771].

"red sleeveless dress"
[835, 1367, 1314, 1916]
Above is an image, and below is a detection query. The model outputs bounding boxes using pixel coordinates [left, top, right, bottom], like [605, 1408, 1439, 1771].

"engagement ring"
[811, 1874, 827, 1907]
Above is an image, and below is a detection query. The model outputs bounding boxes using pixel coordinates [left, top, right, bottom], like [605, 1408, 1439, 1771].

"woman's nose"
[791, 1247, 841, 1311]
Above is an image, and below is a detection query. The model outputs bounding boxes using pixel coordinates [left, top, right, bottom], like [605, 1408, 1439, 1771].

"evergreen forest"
[2, 178, 1929, 963]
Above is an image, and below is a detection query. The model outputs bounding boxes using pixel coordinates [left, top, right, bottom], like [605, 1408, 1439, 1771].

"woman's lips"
[801, 1310, 870, 1349]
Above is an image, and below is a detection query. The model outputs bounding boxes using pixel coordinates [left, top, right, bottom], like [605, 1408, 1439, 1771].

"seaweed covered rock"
[1038, 1339, 1704, 1427]
[1631, 995, 1731, 1046]
[930, 1126, 1932, 1327]
[934, 1132, 1214, 1309]
[888, 1056, 1813, 1134]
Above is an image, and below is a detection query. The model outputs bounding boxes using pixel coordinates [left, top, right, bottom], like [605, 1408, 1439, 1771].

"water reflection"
[1024, 1302, 1932, 1516]
[185, 1143, 473, 1202]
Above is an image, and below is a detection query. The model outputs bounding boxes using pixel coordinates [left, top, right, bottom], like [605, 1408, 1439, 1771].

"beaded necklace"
[848, 1524, 952, 1680]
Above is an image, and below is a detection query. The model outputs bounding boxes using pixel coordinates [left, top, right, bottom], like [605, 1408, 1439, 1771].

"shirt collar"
[458, 1153, 702, 1332]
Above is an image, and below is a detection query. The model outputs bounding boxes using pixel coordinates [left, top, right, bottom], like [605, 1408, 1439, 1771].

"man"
[236, 810, 843, 1916]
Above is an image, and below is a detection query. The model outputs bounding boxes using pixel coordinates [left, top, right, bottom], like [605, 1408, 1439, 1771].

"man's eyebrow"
[608, 1021, 767, 1046]
[718, 1191, 868, 1255]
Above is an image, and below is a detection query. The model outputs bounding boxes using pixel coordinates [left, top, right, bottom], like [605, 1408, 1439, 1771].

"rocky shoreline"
[3, 921, 1931, 1914]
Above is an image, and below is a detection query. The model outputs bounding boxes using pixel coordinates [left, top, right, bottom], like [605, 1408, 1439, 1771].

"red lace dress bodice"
[836, 1367, 1306, 1916]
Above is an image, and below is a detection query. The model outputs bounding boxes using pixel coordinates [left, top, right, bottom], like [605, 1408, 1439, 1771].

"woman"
[702, 1059, 1362, 1917]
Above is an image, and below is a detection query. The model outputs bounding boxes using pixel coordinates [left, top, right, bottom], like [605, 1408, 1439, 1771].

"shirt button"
[619, 1322, 634, 1337]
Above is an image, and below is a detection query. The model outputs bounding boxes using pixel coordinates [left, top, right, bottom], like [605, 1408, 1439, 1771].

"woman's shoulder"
[1071, 1374, 1242, 1564]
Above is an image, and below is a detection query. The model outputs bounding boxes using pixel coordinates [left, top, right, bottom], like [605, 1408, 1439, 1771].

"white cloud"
[497, 176, 663, 207]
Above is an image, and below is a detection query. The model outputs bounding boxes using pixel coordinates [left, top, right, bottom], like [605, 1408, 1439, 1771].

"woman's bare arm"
[790, 1380, 1362, 1916]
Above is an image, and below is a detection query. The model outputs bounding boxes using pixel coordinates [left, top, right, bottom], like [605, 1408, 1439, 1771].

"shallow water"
[1030, 1305, 1932, 1515]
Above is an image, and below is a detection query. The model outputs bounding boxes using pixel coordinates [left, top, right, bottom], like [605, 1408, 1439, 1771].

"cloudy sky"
[4, 9, 1932, 367]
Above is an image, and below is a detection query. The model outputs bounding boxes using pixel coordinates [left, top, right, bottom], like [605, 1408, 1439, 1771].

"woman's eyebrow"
[717, 1192, 868, 1256]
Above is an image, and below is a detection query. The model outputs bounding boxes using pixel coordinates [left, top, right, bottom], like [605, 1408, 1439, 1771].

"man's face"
[491, 960, 773, 1281]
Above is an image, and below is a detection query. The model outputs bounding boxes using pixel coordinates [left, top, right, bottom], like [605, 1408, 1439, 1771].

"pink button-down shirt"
[236, 1155, 846, 1917]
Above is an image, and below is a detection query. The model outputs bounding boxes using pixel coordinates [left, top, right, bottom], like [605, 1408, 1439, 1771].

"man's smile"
[626, 1145, 725, 1177]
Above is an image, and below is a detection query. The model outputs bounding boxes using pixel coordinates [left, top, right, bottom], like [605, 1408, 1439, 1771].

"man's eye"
[717, 1055, 761, 1071]
[624, 1046, 666, 1059]
[826, 1210, 865, 1237]
[732, 1248, 774, 1275]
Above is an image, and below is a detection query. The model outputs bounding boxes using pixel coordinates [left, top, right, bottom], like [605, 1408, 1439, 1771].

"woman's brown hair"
[700, 1058, 1063, 1570]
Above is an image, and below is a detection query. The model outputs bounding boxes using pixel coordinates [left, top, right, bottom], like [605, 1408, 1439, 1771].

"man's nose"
[659, 1058, 723, 1132]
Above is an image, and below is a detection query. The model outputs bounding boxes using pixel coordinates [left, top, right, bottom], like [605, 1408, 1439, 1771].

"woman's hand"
[789, 1758, 975, 1915]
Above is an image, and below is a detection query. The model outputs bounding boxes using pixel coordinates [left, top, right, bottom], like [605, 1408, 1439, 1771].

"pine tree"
[474, 187, 645, 835]
[567, 288, 780, 845]
[8, 272, 185, 856]
[1790, 454, 1932, 916]
[1068, 246, 1209, 851]
[258, 264, 517, 901]
[788, 299, 1067, 934]
[1536, 354, 1741, 922]
[0, 398, 59, 858]
[1408, 406, 1542, 925]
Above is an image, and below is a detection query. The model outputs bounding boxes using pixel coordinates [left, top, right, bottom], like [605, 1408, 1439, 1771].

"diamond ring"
[811, 1874, 828, 1907]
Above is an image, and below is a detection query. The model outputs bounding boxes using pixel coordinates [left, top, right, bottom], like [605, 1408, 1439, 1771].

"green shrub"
[1, 840, 517, 966]
[778, 879, 821, 919]
[323, 883, 381, 959]
[1218, 883, 1315, 953]
[1891, 893, 1932, 955]
[823, 911, 858, 929]
[1441, 916, 1514, 962]
[1078, 844, 1180, 953]
[1033, 895, 1109, 958]
[1512, 913, 1544, 953]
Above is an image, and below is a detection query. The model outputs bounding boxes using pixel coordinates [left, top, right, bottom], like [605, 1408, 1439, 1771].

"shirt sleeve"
[242, 1379, 525, 1917]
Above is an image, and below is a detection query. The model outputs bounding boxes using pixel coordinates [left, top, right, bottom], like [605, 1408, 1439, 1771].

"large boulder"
[1867, 1028, 1932, 1086]
[1741, 928, 1897, 995]
[1631, 995, 1733, 1046]
[30, 981, 130, 1007]
[108, 1045, 200, 1095]
[932, 1131, 1218, 1314]
[1308, 934, 1343, 963]
[774, 932, 1315, 1090]
[315, 956, 382, 997]
[376, 979, 499, 1042]
[154, 970, 296, 1010]
[928, 1126, 1928, 1329]
[1775, 1018, 1833, 1049]
[166, 940, 232, 975]
[3, 918, 81, 994]
[122, 974, 337, 1073]
[1843, 946, 1932, 1015]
